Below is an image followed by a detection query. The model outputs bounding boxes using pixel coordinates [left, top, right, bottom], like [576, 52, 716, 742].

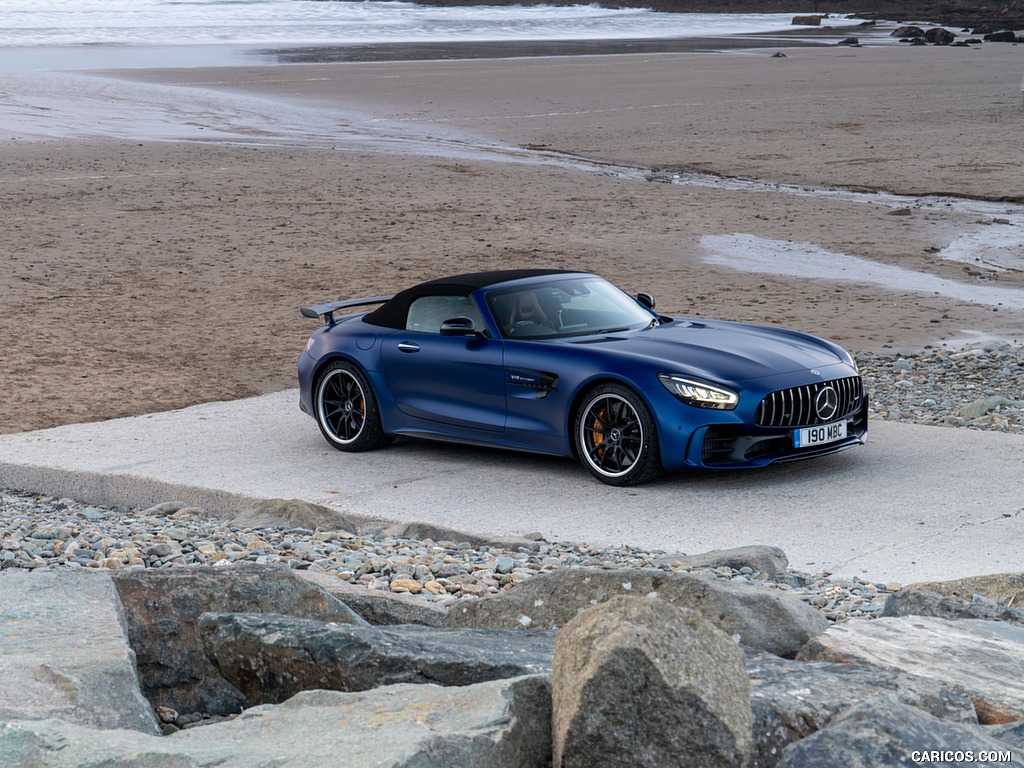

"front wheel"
[314, 360, 388, 452]
[574, 384, 663, 486]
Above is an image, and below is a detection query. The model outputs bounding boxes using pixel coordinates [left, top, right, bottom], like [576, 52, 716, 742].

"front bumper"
[652, 382, 869, 471]
[695, 396, 869, 467]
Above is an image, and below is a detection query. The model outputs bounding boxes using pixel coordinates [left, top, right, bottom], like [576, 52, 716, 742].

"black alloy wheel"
[574, 383, 663, 486]
[314, 360, 387, 452]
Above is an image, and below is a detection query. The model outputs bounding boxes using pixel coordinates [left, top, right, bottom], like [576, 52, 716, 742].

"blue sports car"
[298, 269, 867, 485]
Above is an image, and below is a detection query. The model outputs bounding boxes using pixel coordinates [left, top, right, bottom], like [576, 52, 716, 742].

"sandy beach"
[2, 41, 1023, 435]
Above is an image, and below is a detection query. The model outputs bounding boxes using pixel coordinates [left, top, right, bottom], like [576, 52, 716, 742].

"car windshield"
[487, 277, 656, 340]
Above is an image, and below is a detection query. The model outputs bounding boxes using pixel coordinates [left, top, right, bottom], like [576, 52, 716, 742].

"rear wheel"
[574, 384, 663, 486]
[314, 360, 388, 452]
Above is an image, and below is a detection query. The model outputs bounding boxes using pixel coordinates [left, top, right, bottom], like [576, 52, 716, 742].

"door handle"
[397, 341, 420, 353]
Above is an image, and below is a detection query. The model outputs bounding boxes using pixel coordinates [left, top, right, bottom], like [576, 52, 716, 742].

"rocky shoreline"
[405, 0, 1024, 36]
[3, 548, 1024, 765]
[3, 340, 1024, 765]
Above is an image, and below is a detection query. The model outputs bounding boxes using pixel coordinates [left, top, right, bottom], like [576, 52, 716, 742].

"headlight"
[658, 374, 739, 410]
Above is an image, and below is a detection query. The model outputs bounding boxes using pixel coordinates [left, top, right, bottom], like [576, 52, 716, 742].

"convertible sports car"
[298, 269, 867, 485]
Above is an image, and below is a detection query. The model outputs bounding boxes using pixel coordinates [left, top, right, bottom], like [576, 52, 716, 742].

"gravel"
[1, 339, 1020, 624]
[860, 339, 1024, 434]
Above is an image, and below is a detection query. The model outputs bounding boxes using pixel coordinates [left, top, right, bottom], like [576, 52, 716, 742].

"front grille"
[755, 376, 863, 428]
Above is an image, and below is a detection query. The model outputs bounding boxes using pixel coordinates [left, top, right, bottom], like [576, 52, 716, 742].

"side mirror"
[439, 316, 479, 336]
[637, 292, 656, 310]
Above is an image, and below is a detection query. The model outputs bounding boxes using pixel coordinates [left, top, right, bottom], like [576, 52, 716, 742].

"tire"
[574, 384, 663, 486]
[314, 360, 388, 452]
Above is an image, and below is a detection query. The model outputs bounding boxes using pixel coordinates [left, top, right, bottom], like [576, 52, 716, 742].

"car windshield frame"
[485, 276, 657, 341]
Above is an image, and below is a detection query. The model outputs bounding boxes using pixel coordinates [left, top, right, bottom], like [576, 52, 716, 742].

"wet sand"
[2, 41, 1023, 434]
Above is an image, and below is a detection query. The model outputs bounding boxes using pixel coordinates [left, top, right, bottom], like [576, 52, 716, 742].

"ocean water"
[0, 0, 825, 48]
[0, 0, 853, 144]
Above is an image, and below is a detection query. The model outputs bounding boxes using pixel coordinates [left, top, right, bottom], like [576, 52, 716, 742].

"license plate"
[794, 420, 847, 448]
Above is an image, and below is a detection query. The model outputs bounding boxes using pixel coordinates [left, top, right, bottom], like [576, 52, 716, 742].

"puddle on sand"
[660, 171, 1024, 276]
[700, 233, 1024, 312]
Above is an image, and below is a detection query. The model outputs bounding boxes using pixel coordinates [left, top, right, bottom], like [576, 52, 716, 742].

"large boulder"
[375, 519, 544, 552]
[0, 570, 159, 734]
[447, 568, 828, 658]
[906, 572, 1024, 607]
[892, 25, 926, 38]
[654, 545, 789, 578]
[798, 617, 1024, 723]
[775, 701, 1023, 768]
[0, 675, 553, 768]
[985, 30, 1021, 42]
[198, 611, 555, 702]
[994, 719, 1024, 750]
[882, 588, 1024, 624]
[553, 596, 752, 768]
[112, 565, 367, 715]
[925, 27, 957, 44]
[747, 650, 976, 767]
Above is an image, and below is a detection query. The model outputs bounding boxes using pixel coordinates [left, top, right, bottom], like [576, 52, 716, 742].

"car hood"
[569, 319, 847, 383]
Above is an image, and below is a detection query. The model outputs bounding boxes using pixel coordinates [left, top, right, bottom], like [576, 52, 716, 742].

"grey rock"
[112, 565, 367, 714]
[747, 650, 976, 768]
[775, 701, 1024, 768]
[798, 616, 1024, 723]
[906, 572, 1024, 607]
[198, 611, 555, 703]
[883, 588, 1024, 624]
[146, 542, 174, 558]
[925, 27, 956, 44]
[377, 519, 543, 551]
[654, 545, 789, 578]
[959, 395, 1012, 419]
[447, 567, 827, 658]
[0, 570, 159, 734]
[230, 498, 357, 532]
[296, 569, 448, 627]
[552, 595, 752, 768]
[138, 501, 190, 517]
[0, 676, 552, 768]
[892, 25, 926, 38]
[993, 719, 1024, 750]
[985, 30, 1021, 42]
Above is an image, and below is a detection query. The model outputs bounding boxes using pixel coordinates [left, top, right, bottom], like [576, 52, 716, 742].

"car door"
[380, 294, 506, 432]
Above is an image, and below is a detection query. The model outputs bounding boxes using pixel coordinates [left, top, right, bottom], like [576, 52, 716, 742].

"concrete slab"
[0, 390, 1021, 584]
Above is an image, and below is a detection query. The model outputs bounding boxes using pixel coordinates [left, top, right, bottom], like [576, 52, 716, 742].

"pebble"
[2, 488, 902, 624]
[1, 344, 1016, 624]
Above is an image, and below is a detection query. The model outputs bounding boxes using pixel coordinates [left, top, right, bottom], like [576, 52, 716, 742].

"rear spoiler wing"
[300, 296, 392, 327]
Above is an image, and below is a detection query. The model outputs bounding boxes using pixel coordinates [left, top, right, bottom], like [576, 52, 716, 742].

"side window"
[406, 295, 484, 334]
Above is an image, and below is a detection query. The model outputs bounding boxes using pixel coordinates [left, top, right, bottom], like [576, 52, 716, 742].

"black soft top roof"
[364, 268, 584, 329]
